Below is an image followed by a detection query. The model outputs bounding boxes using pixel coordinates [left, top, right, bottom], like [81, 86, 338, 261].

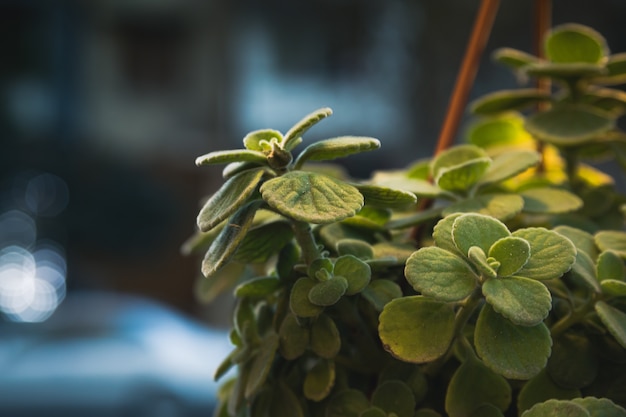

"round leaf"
[245, 332, 279, 398]
[405, 247, 478, 302]
[571, 397, 626, 417]
[197, 168, 266, 232]
[569, 250, 602, 293]
[443, 193, 524, 221]
[353, 183, 417, 208]
[595, 301, 626, 348]
[433, 213, 465, 256]
[597, 250, 625, 282]
[483, 276, 552, 326]
[361, 279, 403, 311]
[512, 228, 577, 280]
[547, 333, 598, 390]
[545, 23, 608, 64]
[468, 246, 498, 280]
[521, 187, 583, 214]
[278, 313, 309, 360]
[522, 400, 590, 417]
[435, 158, 492, 191]
[310, 314, 341, 359]
[600, 280, 626, 297]
[308, 277, 348, 307]
[334, 255, 371, 295]
[326, 389, 370, 417]
[371, 380, 416, 417]
[525, 104, 614, 146]
[554, 225, 598, 260]
[431, 145, 489, 178]
[517, 369, 581, 415]
[234, 277, 282, 299]
[452, 213, 511, 256]
[595, 230, 626, 258]
[493, 47, 541, 69]
[260, 171, 363, 224]
[477, 150, 541, 186]
[336, 239, 374, 260]
[488, 237, 531, 277]
[379, 296, 456, 364]
[475, 304, 552, 380]
[303, 359, 335, 402]
[471, 89, 551, 115]
[467, 113, 533, 149]
[290, 277, 324, 318]
[445, 357, 512, 417]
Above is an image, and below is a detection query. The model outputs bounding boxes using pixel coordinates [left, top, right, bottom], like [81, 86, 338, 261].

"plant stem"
[533, 0, 552, 173]
[564, 149, 580, 187]
[434, 0, 500, 156]
[291, 220, 321, 265]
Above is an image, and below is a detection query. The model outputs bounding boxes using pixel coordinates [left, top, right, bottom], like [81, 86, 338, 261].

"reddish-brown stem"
[434, 0, 500, 156]
[533, 0, 552, 173]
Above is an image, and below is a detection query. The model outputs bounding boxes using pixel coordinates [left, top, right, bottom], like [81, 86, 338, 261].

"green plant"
[184, 23, 626, 417]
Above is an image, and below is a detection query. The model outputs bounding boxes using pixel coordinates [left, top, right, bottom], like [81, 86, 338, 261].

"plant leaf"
[243, 129, 283, 151]
[334, 255, 371, 295]
[570, 250, 602, 293]
[326, 389, 370, 417]
[452, 213, 511, 256]
[554, 225, 598, 261]
[371, 380, 416, 417]
[196, 149, 268, 166]
[517, 369, 581, 415]
[545, 23, 608, 64]
[379, 296, 456, 364]
[483, 276, 552, 326]
[522, 400, 590, 417]
[475, 304, 552, 380]
[467, 113, 533, 149]
[595, 230, 626, 258]
[278, 313, 309, 360]
[431, 145, 490, 178]
[290, 277, 324, 318]
[512, 228, 577, 280]
[197, 169, 266, 232]
[261, 171, 363, 224]
[303, 359, 336, 402]
[595, 301, 626, 348]
[600, 280, 626, 297]
[361, 279, 403, 311]
[433, 213, 465, 256]
[353, 183, 417, 208]
[234, 221, 293, 263]
[477, 150, 541, 186]
[336, 239, 374, 260]
[308, 277, 348, 307]
[521, 187, 583, 214]
[571, 397, 626, 417]
[445, 356, 512, 417]
[234, 277, 282, 299]
[201, 201, 262, 278]
[435, 158, 492, 191]
[442, 193, 525, 221]
[310, 314, 341, 359]
[405, 247, 478, 302]
[245, 332, 279, 398]
[468, 246, 498, 279]
[488, 237, 531, 277]
[492, 47, 541, 69]
[294, 136, 380, 168]
[283, 107, 333, 151]
[525, 104, 614, 146]
[547, 333, 598, 390]
[597, 250, 624, 282]
[471, 89, 551, 115]
[341, 205, 390, 230]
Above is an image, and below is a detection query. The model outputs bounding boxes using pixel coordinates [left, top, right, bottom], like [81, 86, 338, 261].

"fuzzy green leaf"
[353, 183, 417, 208]
[341, 206, 390, 230]
[597, 250, 624, 282]
[361, 280, 403, 311]
[517, 369, 581, 415]
[435, 158, 492, 191]
[336, 239, 374, 260]
[467, 113, 533, 149]
[571, 397, 626, 417]
[405, 247, 478, 301]
[483, 276, 552, 326]
[308, 277, 348, 307]
[234, 221, 293, 263]
[525, 104, 614, 146]
[548, 333, 598, 390]
[512, 228, 577, 281]
[570, 250, 602, 293]
[522, 400, 590, 417]
[478, 150, 541, 186]
[488, 237, 531, 277]
[234, 277, 282, 299]
[475, 304, 552, 380]
[431, 145, 490, 178]
[283, 107, 333, 151]
[554, 225, 598, 260]
[197, 169, 266, 232]
[243, 129, 283, 151]
[201, 201, 262, 278]
[265, 382, 305, 417]
[379, 296, 455, 364]
[310, 314, 341, 359]
[521, 187, 583, 214]
[471, 89, 551, 115]
[452, 213, 511, 256]
[261, 171, 363, 224]
[290, 277, 324, 318]
[600, 280, 626, 296]
[196, 149, 268, 166]
[295, 136, 380, 168]
[595, 301, 626, 348]
[468, 246, 498, 279]
[278, 313, 309, 360]
[493, 47, 541, 69]
[545, 24, 608, 64]
[334, 255, 371, 295]
[445, 356, 512, 417]
[433, 214, 465, 256]
[442, 193, 525, 221]
[303, 359, 335, 402]
[371, 380, 416, 417]
[245, 332, 279, 398]
[326, 389, 370, 417]
[595, 230, 626, 258]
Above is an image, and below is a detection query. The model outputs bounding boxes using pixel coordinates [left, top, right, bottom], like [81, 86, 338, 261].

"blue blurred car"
[0, 292, 233, 417]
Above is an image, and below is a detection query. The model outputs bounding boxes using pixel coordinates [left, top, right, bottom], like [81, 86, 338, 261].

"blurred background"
[0, 0, 624, 415]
